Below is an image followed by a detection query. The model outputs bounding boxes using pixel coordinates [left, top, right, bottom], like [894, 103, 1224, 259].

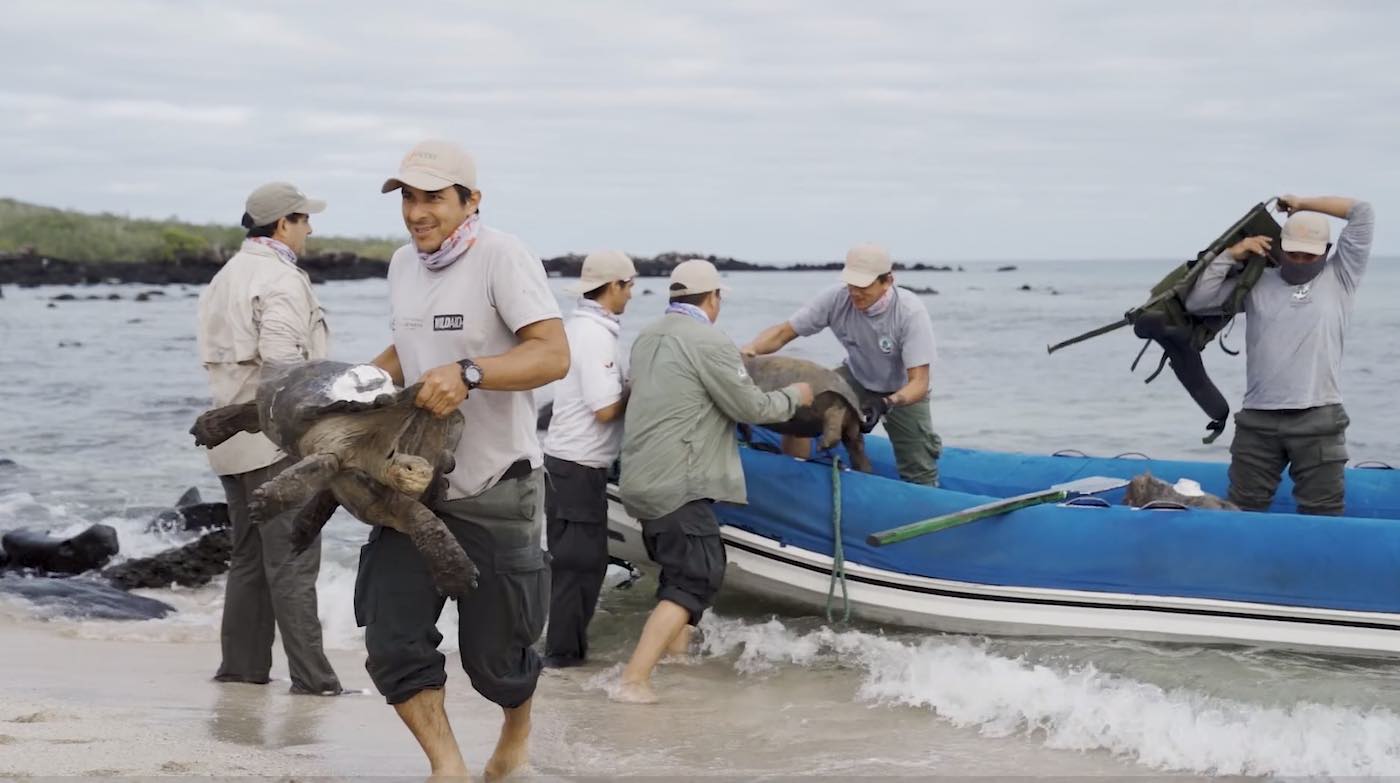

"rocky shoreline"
[1, 249, 965, 287]
[0, 251, 388, 287]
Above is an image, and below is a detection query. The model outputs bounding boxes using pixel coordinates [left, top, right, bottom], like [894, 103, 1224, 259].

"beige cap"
[381, 139, 477, 194]
[840, 243, 893, 287]
[570, 250, 637, 294]
[245, 182, 326, 226]
[1281, 212, 1330, 255]
[668, 258, 727, 297]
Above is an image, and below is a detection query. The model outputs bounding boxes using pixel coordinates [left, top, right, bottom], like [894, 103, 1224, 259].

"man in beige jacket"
[196, 182, 341, 695]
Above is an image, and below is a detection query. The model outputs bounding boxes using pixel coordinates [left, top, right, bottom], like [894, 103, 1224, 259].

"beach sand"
[1, 606, 1170, 780]
[0, 616, 522, 778]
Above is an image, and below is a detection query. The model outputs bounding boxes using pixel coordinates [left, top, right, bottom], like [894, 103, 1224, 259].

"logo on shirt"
[433, 314, 465, 331]
[878, 336, 895, 354]
[1290, 283, 1313, 305]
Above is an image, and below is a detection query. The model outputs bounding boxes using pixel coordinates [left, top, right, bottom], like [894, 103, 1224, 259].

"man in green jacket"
[613, 259, 813, 704]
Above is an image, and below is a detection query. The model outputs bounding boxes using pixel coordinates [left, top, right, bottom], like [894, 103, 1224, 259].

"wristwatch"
[457, 358, 484, 390]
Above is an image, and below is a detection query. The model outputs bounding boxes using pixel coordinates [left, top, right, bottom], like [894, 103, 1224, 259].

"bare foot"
[483, 717, 530, 781]
[482, 750, 527, 781]
[610, 679, 658, 704]
[429, 762, 470, 780]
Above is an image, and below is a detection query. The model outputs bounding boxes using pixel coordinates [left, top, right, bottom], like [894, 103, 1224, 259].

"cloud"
[1, 0, 1396, 260]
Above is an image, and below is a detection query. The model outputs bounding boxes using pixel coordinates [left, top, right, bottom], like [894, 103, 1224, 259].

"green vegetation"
[0, 198, 401, 262]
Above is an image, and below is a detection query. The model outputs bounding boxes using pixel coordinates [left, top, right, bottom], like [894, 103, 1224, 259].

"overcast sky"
[1, 1, 1395, 262]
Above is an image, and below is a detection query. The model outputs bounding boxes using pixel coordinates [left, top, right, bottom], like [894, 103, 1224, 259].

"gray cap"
[245, 182, 326, 226]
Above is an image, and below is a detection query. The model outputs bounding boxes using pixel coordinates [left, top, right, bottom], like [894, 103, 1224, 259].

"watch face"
[463, 364, 483, 385]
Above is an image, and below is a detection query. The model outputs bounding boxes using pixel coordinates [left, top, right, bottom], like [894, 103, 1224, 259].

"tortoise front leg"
[249, 453, 341, 523]
[288, 490, 340, 556]
[331, 471, 478, 597]
[819, 402, 846, 450]
[842, 415, 874, 474]
[190, 402, 260, 448]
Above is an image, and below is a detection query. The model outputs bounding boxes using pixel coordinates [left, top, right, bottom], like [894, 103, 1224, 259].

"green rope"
[825, 455, 851, 624]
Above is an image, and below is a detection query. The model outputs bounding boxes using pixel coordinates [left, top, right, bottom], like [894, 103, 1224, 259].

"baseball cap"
[381, 139, 477, 194]
[1281, 212, 1330, 255]
[840, 243, 893, 287]
[570, 250, 637, 294]
[244, 182, 326, 226]
[668, 259, 727, 296]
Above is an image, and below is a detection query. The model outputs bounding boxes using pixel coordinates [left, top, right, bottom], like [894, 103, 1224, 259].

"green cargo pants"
[837, 365, 942, 487]
[1227, 404, 1350, 516]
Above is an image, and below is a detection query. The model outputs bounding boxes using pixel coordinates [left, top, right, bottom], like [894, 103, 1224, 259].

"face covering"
[862, 287, 894, 317]
[418, 213, 480, 271]
[1279, 251, 1328, 286]
[246, 237, 297, 265]
[576, 297, 620, 327]
[665, 301, 711, 324]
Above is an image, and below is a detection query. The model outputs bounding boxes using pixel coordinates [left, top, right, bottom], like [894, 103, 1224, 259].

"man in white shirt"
[541, 250, 636, 668]
[364, 140, 569, 780]
[196, 182, 341, 696]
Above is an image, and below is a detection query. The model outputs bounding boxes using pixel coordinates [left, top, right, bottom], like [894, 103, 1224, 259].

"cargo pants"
[1228, 404, 1350, 516]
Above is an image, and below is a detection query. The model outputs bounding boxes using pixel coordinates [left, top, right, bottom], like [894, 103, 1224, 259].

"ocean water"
[1, 259, 1398, 776]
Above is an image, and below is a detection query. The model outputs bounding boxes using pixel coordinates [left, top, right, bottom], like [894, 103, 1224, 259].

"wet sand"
[0, 617, 509, 777]
[0, 608, 1172, 780]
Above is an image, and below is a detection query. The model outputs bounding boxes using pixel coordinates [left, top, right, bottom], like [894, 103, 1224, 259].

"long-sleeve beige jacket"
[196, 240, 328, 476]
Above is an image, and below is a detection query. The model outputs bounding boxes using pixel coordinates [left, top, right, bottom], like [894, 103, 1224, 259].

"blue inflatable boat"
[606, 431, 1400, 657]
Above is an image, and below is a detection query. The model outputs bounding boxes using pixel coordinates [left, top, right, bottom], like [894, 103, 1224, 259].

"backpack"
[1047, 202, 1283, 443]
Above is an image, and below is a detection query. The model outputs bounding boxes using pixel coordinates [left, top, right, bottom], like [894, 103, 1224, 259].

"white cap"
[840, 243, 893, 287]
[1281, 212, 1330, 255]
[570, 250, 637, 294]
[668, 259, 727, 297]
[382, 139, 477, 194]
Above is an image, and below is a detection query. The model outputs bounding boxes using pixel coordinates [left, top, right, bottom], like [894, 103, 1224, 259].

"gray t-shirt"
[1185, 201, 1374, 410]
[388, 225, 562, 499]
[788, 285, 938, 393]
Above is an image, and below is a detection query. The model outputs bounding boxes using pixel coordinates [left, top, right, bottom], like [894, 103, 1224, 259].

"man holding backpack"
[1186, 194, 1375, 515]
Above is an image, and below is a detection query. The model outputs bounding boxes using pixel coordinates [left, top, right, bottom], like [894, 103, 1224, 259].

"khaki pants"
[1228, 404, 1350, 516]
[837, 366, 942, 486]
[217, 459, 340, 693]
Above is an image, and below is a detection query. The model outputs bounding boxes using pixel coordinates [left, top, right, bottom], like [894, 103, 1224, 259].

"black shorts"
[354, 470, 548, 708]
[641, 500, 726, 625]
[544, 455, 609, 524]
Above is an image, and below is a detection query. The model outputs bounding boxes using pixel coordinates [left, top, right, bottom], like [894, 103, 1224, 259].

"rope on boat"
[825, 455, 851, 625]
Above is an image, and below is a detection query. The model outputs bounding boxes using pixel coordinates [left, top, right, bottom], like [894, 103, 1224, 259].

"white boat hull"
[606, 490, 1400, 658]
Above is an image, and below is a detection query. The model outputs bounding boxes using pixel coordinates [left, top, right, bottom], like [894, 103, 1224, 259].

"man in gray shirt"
[1186, 194, 1375, 515]
[365, 140, 569, 779]
[743, 243, 941, 485]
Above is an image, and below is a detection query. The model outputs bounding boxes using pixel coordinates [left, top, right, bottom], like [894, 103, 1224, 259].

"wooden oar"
[867, 475, 1130, 547]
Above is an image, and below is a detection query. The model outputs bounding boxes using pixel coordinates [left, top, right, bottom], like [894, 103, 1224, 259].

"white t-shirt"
[543, 303, 627, 468]
[388, 225, 562, 499]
